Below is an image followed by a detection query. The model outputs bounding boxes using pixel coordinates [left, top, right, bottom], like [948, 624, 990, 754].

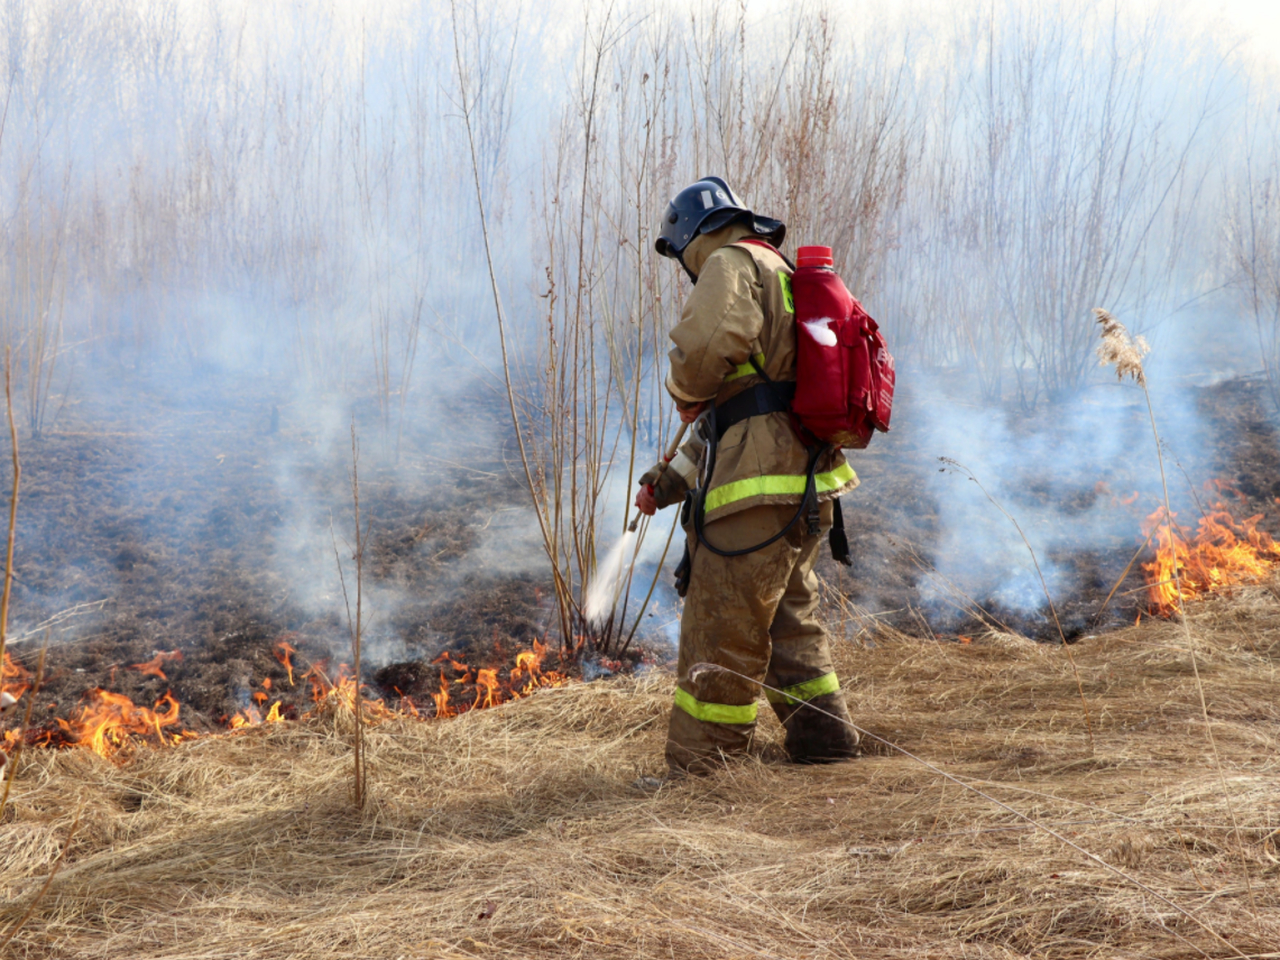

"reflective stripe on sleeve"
[778, 271, 794, 313]
[723, 352, 767, 383]
[764, 671, 840, 706]
[703, 462, 856, 514]
[674, 687, 759, 725]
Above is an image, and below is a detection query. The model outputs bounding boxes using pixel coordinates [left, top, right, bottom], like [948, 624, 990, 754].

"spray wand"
[584, 421, 692, 624]
[627, 421, 689, 533]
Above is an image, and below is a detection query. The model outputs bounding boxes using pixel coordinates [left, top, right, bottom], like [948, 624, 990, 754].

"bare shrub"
[883, 2, 1221, 405]
[1225, 96, 1280, 409]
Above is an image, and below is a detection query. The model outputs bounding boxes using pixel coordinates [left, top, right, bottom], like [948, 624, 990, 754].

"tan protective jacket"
[643, 223, 858, 523]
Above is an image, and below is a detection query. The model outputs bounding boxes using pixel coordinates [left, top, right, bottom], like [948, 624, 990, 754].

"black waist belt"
[712, 381, 796, 441]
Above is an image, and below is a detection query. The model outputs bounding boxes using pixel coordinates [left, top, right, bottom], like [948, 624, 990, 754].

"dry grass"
[4, 588, 1280, 958]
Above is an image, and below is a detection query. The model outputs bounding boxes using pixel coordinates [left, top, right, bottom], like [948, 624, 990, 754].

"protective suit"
[642, 219, 861, 774]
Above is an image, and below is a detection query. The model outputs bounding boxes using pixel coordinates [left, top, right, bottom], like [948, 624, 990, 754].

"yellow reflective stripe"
[674, 687, 759, 725]
[778, 271, 794, 313]
[724, 352, 766, 383]
[765, 672, 840, 706]
[703, 462, 856, 514]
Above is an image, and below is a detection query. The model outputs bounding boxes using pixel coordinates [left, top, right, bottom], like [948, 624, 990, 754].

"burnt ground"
[3, 367, 1280, 738]
[2, 371, 561, 733]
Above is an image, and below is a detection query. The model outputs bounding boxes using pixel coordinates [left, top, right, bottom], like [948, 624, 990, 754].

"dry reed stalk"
[1092, 522, 1159, 623]
[1095, 306, 1260, 921]
[0, 350, 17, 676]
[449, 0, 573, 646]
[0, 351, 22, 811]
[349, 421, 366, 811]
[939, 457, 1095, 752]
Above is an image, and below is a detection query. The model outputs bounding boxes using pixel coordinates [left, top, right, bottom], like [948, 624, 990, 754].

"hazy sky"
[193, 0, 1280, 79]
[1198, 0, 1280, 69]
[852, 0, 1280, 73]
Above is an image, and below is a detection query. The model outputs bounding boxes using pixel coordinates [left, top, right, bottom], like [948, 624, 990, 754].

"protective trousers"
[666, 500, 860, 774]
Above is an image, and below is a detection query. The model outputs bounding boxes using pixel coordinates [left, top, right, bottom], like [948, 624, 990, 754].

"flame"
[229, 706, 261, 729]
[1142, 502, 1280, 615]
[12, 639, 573, 759]
[275, 639, 297, 686]
[130, 650, 183, 681]
[55, 689, 197, 758]
[2, 651, 31, 702]
[433, 671, 454, 719]
[429, 639, 568, 717]
[230, 699, 288, 729]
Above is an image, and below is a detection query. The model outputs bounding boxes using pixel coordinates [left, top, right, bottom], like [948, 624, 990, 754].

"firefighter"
[636, 176, 861, 775]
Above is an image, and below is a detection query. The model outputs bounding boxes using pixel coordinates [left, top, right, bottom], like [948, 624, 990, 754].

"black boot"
[778, 691, 860, 764]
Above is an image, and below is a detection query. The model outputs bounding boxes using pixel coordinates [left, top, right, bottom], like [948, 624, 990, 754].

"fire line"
[1142, 498, 1280, 616]
[3, 638, 571, 762]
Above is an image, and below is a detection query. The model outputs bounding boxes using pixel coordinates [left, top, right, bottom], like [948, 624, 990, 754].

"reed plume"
[1093, 307, 1150, 386]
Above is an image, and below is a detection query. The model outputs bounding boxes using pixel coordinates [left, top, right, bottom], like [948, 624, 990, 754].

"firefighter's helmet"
[654, 177, 785, 258]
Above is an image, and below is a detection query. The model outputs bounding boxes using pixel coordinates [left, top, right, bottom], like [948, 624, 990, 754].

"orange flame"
[307, 664, 399, 721]
[2, 651, 31, 702]
[56, 689, 196, 758]
[130, 650, 183, 681]
[433, 671, 454, 719]
[15, 639, 573, 758]
[429, 639, 568, 717]
[1142, 502, 1280, 615]
[275, 640, 297, 686]
[230, 700, 288, 729]
[230, 706, 262, 729]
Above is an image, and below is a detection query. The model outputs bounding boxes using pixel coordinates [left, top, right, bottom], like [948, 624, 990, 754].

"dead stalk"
[450, 0, 570, 645]
[349, 420, 366, 811]
[1093, 522, 1159, 623]
[0, 348, 19, 670]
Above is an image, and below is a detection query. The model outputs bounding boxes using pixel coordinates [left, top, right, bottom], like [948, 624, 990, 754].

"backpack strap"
[732, 238, 796, 270]
[712, 381, 796, 441]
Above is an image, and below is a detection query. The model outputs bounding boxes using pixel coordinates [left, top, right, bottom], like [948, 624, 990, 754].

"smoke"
[0, 0, 1275, 663]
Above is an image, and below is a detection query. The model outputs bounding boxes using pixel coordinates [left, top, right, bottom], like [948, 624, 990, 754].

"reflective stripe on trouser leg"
[764, 671, 840, 706]
[674, 688, 758, 725]
[762, 514, 860, 762]
[666, 503, 823, 774]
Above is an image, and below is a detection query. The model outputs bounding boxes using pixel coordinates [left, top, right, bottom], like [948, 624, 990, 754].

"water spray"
[585, 422, 689, 623]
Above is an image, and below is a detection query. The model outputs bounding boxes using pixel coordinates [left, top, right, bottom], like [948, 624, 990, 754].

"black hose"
[691, 403, 826, 558]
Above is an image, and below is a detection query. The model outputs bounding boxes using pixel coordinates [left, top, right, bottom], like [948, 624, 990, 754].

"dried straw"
[3, 587, 1280, 958]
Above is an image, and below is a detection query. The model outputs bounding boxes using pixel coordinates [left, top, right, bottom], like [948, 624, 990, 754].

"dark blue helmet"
[655, 176, 785, 258]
